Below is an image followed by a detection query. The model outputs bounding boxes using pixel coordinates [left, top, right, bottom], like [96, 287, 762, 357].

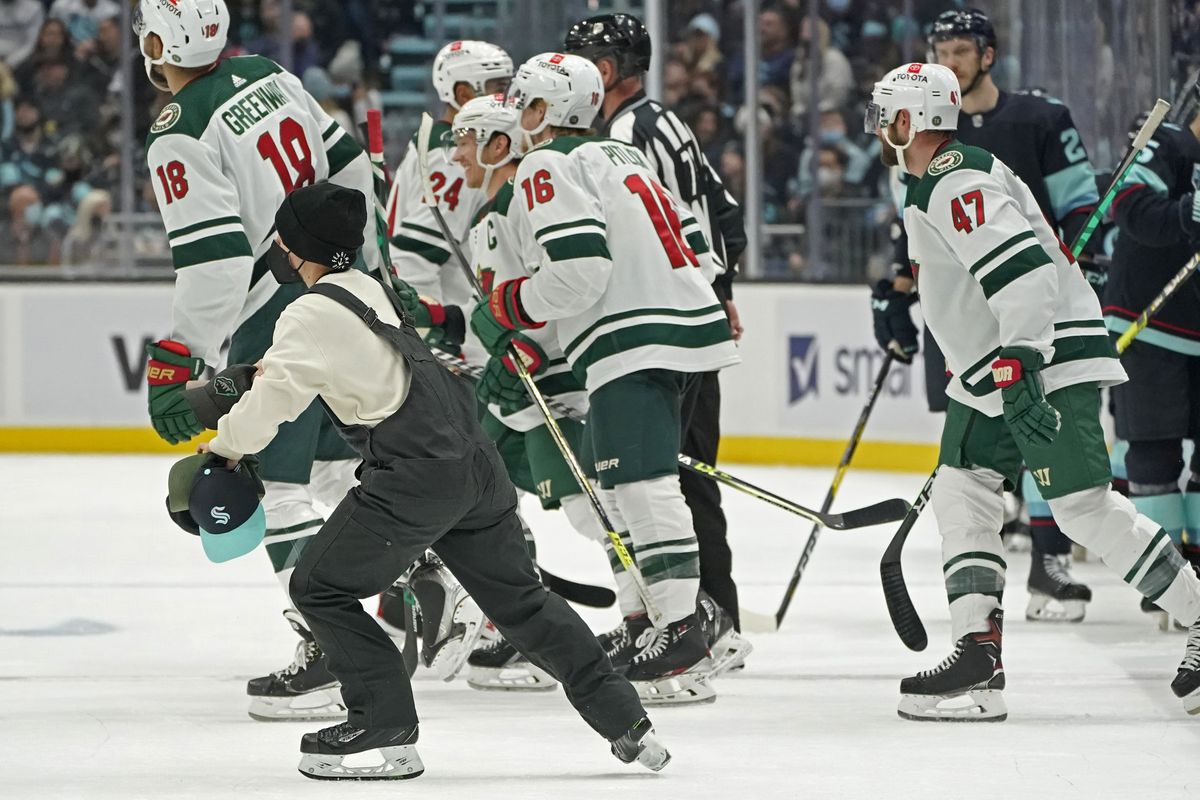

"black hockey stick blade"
[541, 569, 616, 608]
[823, 498, 910, 530]
[880, 560, 927, 651]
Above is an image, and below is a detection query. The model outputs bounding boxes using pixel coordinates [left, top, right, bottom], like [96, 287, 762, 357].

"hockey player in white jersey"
[135, 0, 378, 721]
[469, 53, 740, 704]
[866, 62, 1200, 720]
[384, 40, 511, 310]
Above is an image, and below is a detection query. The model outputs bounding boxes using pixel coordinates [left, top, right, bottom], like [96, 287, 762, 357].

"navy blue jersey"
[1107, 122, 1200, 354]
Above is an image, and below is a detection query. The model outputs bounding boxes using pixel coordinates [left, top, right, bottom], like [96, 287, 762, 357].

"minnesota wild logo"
[151, 103, 182, 134]
[927, 150, 964, 176]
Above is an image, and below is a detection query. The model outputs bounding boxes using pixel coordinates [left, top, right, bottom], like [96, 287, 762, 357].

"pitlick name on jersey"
[221, 79, 290, 136]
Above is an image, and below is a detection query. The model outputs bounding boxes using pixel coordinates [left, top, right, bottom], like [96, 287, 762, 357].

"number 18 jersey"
[511, 136, 739, 391]
[146, 55, 377, 366]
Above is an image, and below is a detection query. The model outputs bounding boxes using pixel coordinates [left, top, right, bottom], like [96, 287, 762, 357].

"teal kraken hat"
[167, 453, 266, 563]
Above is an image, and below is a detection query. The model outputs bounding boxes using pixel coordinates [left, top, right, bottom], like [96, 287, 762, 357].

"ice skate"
[407, 558, 485, 681]
[247, 610, 346, 722]
[1025, 553, 1091, 622]
[375, 579, 408, 639]
[1173, 618, 1200, 715]
[610, 716, 671, 772]
[598, 613, 654, 675]
[466, 634, 558, 692]
[626, 614, 715, 706]
[697, 591, 752, 678]
[898, 609, 1007, 722]
[297, 720, 424, 781]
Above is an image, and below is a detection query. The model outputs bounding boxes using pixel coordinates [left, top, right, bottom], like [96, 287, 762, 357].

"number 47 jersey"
[146, 55, 379, 366]
[512, 136, 740, 392]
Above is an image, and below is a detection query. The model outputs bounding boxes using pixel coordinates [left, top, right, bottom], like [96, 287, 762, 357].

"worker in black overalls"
[202, 182, 669, 781]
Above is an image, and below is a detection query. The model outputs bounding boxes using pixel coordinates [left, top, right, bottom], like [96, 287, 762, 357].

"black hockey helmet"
[928, 8, 997, 55]
[564, 13, 652, 79]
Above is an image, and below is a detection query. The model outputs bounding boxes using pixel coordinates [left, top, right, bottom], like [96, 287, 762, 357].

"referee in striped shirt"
[566, 13, 748, 632]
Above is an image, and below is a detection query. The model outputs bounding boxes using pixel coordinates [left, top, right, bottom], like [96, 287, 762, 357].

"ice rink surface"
[2, 455, 1197, 800]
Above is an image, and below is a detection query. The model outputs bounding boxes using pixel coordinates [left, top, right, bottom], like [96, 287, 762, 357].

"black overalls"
[287, 277, 644, 738]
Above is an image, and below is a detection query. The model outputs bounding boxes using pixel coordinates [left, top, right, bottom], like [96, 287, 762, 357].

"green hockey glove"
[475, 337, 547, 413]
[146, 340, 206, 445]
[470, 277, 545, 357]
[992, 346, 1061, 448]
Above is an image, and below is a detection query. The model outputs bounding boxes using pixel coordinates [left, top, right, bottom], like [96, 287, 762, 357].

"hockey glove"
[870, 279, 919, 363]
[146, 340, 206, 445]
[992, 346, 1061, 449]
[476, 337, 547, 413]
[389, 275, 423, 320]
[1179, 192, 1200, 246]
[184, 364, 257, 429]
[415, 301, 467, 349]
[470, 277, 545, 357]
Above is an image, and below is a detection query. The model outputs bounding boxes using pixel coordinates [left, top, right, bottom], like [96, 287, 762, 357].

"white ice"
[2, 455, 1196, 800]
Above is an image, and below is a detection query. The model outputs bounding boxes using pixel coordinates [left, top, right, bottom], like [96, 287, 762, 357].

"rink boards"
[0, 282, 942, 469]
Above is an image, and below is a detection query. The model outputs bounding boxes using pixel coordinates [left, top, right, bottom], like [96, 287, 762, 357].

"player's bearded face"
[878, 120, 908, 167]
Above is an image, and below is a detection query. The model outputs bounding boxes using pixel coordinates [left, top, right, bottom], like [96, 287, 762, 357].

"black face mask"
[267, 242, 303, 285]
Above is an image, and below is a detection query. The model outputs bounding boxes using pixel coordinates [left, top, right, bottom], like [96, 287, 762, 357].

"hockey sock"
[613, 476, 701, 623]
[1184, 478, 1200, 552]
[1110, 440, 1130, 496]
[1022, 469, 1071, 555]
[562, 491, 643, 617]
[1049, 486, 1200, 625]
[932, 467, 1007, 639]
[1130, 487, 1186, 547]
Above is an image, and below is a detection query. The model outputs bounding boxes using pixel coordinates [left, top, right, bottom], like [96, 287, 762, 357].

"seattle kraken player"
[870, 8, 1099, 620]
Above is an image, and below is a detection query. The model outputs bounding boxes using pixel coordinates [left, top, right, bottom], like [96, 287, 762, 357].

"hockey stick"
[1114, 249, 1200, 354]
[1068, 98, 1169, 259]
[879, 469, 937, 651]
[414, 113, 666, 628]
[432, 348, 910, 532]
[877, 100, 1170, 650]
[365, 110, 398, 283]
[541, 568, 617, 608]
[768, 353, 898, 631]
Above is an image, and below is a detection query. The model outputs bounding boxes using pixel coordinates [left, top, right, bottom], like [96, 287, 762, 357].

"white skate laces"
[631, 627, 669, 664]
[916, 642, 964, 678]
[1184, 628, 1200, 672]
[1043, 555, 1075, 587]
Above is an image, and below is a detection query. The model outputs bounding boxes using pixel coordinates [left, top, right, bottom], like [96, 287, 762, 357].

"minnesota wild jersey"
[470, 178, 586, 431]
[904, 140, 1125, 416]
[384, 119, 484, 307]
[146, 55, 377, 367]
[512, 136, 739, 391]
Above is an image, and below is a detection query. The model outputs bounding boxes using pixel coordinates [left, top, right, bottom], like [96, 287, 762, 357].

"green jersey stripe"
[686, 230, 710, 255]
[632, 536, 697, 556]
[565, 304, 725, 357]
[638, 550, 701, 580]
[1124, 529, 1168, 583]
[327, 134, 364, 178]
[571, 318, 732, 375]
[968, 230, 1036, 276]
[322, 121, 339, 140]
[399, 221, 446, 241]
[979, 245, 1053, 299]
[544, 232, 611, 263]
[173, 231, 254, 270]
[1050, 334, 1118, 365]
[535, 218, 606, 240]
[168, 215, 242, 242]
[391, 234, 451, 266]
[943, 550, 1007, 572]
[1054, 319, 1108, 331]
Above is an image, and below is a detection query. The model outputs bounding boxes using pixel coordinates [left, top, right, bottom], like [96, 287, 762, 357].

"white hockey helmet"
[134, 0, 229, 91]
[453, 94, 524, 188]
[865, 63, 960, 172]
[432, 41, 514, 109]
[508, 52, 604, 139]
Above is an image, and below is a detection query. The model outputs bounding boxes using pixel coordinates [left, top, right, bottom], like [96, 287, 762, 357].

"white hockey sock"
[1049, 486, 1200, 624]
[261, 480, 326, 595]
[932, 467, 1007, 640]
[562, 490, 643, 617]
[612, 475, 700, 623]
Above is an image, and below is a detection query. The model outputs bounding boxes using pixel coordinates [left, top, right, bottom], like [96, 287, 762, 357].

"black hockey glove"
[184, 364, 257, 430]
[870, 279, 919, 363]
[1179, 192, 1200, 246]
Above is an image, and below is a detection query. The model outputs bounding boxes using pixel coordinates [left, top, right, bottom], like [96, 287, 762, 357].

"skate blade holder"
[1025, 595, 1086, 623]
[707, 633, 753, 679]
[636, 733, 672, 772]
[299, 745, 425, 781]
[468, 666, 558, 692]
[898, 690, 1007, 722]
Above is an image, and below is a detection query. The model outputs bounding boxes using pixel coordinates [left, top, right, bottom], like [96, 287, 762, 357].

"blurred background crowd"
[0, 0, 1193, 281]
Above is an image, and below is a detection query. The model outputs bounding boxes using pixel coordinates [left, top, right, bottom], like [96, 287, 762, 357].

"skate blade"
[466, 664, 559, 692]
[430, 598, 487, 682]
[634, 730, 671, 772]
[248, 688, 346, 722]
[1025, 594, 1087, 623]
[1180, 687, 1200, 715]
[635, 670, 717, 706]
[897, 690, 1007, 722]
[707, 631, 753, 679]
[298, 744, 424, 780]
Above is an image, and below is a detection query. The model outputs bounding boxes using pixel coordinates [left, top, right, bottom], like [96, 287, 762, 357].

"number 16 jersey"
[510, 136, 739, 391]
[146, 55, 378, 366]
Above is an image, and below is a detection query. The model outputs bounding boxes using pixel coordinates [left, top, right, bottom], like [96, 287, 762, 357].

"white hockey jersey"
[469, 178, 586, 431]
[904, 141, 1125, 416]
[511, 136, 739, 392]
[384, 119, 484, 307]
[146, 55, 378, 366]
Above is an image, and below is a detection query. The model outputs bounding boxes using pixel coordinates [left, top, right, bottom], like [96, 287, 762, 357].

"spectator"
[0, 95, 62, 264]
[725, 5, 796, 104]
[792, 105, 873, 198]
[31, 56, 98, 138]
[789, 15, 854, 126]
[79, 15, 121, 95]
[663, 58, 691, 108]
[688, 103, 733, 168]
[0, 0, 44, 69]
[302, 66, 353, 136]
[679, 13, 724, 75]
[0, 61, 15, 141]
[15, 18, 73, 89]
[49, 0, 119, 46]
[734, 86, 799, 223]
[248, 2, 322, 76]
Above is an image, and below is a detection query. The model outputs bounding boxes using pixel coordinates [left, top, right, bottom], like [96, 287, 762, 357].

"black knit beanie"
[274, 182, 367, 271]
